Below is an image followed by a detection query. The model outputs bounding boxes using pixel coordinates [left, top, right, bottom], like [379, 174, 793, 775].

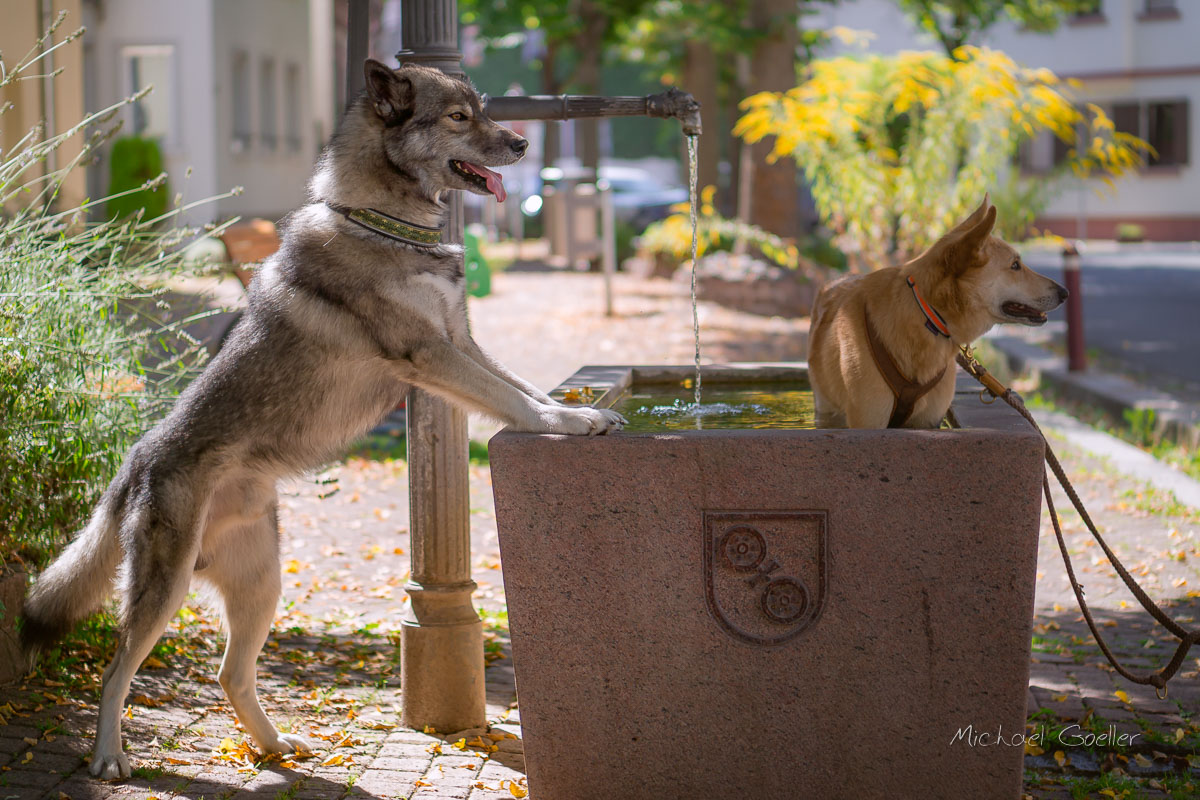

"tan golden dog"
[807, 197, 1067, 429]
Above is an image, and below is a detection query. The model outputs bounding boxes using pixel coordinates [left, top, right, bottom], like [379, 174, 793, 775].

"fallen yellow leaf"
[1024, 740, 1044, 756]
[1175, 728, 1186, 744]
[1115, 690, 1131, 704]
[1053, 750, 1068, 767]
[452, 738, 467, 750]
[1052, 694, 1068, 702]
[1134, 753, 1153, 768]
[507, 780, 529, 798]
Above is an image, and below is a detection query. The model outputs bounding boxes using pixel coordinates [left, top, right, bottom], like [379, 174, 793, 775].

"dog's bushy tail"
[20, 496, 122, 656]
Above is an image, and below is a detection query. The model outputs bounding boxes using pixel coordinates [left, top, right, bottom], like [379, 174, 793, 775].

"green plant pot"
[106, 136, 169, 221]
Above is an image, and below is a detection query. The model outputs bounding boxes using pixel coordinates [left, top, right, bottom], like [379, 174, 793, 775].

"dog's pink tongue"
[460, 162, 506, 203]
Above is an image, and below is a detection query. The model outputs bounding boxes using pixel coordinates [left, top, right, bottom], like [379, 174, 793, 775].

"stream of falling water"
[687, 134, 702, 407]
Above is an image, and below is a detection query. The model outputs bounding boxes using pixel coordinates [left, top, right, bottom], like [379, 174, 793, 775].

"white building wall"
[810, 0, 1200, 240]
[84, 0, 219, 224]
[212, 0, 319, 220]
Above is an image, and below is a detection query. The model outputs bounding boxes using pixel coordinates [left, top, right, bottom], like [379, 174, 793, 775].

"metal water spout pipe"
[484, 88, 703, 137]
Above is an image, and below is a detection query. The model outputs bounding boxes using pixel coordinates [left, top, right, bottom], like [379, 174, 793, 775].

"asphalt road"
[1021, 245, 1200, 390]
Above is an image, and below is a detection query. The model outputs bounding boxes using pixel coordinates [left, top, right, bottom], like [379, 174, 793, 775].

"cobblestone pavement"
[1, 271, 1197, 799]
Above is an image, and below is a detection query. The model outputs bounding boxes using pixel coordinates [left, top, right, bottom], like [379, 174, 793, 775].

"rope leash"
[955, 347, 1200, 696]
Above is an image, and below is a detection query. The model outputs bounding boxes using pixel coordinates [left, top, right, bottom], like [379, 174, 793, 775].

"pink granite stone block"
[489, 365, 1045, 800]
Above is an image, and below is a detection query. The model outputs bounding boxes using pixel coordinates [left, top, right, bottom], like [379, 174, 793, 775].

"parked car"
[512, 164, 689, 230]
[597, 165, 689, 228]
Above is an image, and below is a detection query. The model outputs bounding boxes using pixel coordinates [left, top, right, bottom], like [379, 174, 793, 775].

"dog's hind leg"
[202, 501, 311, 756]
[92, 506, 199, 779]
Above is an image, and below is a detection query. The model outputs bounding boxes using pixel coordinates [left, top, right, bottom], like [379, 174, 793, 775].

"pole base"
[399, 589, 486, 733]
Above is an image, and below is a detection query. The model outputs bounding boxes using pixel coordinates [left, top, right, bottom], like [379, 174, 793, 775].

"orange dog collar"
[907, 275, 951, 338]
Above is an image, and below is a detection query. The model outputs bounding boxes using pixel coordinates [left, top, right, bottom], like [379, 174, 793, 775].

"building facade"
[3, 0, 337, 225]
[811, 0, 1198, 241]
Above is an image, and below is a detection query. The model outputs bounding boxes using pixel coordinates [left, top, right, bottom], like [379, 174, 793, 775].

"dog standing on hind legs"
[20, 59, 625, 780]
[807, 196, 1068, 429]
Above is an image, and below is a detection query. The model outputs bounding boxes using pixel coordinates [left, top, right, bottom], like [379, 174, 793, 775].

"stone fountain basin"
[489, 363, 1044, 800]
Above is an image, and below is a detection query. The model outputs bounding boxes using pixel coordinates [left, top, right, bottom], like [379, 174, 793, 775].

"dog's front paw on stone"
[89, 751, 131, 780]
[264, 733, 313, 754]
[547, 406, 624, 435]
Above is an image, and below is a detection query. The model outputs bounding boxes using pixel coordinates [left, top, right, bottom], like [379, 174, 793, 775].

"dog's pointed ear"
[942, 202, 998, 272]
[947, 194, 991, 236]
[364, 59, 413, 123]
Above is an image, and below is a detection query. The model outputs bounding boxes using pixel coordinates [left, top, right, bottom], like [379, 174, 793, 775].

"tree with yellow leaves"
[735, 46, 1151, 271]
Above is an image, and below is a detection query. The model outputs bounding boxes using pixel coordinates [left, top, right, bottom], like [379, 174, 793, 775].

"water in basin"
[612, 381, 816, 431]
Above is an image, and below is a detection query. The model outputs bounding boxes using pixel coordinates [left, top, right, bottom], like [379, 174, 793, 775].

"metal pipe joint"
[484, 87, 702, 136]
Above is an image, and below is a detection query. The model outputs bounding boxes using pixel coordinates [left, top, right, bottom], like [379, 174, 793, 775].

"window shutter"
[1112, 103, 1140, 137]
[1173, 100, 1189, 166]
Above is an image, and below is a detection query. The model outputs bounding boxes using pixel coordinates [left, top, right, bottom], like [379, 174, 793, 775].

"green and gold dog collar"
[325, 202, 443, 247]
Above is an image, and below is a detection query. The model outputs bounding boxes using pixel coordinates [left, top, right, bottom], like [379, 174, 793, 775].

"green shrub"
[638, 185, 829, 282]
[106, 136, 169, 221]
[1, 16, 225, 569]
[1115, 223, 1145, 243]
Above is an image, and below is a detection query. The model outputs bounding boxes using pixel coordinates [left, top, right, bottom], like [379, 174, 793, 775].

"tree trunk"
[574, 1, 608, 174]
[541, 42, 560, 174]
[746, 0, 800, 239]
[682, 37, 720, 193]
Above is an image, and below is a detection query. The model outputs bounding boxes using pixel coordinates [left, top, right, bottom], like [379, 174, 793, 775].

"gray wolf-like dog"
[21, 60, 625, 779]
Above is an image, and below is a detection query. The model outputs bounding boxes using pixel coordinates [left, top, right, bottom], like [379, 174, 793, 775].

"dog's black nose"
[511, 137, 528, 156]
[1056, 283, 1069, 304]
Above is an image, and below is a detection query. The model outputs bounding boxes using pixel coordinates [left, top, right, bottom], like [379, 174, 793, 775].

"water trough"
[490, 363, 1045, 800]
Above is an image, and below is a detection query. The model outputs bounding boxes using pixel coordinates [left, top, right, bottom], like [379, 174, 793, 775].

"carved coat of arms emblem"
[703, 511, 827, 646]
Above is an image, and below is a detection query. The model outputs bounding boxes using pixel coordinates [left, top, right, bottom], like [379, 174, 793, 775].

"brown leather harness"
[864, 309, 947, 428]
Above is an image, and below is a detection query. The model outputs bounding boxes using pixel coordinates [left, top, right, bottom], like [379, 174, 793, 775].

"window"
[260, 58, 277, 151]
[284, 63, 302, 152]
[1095, 99, 1189, 168]
[232, 51, 251, 153]
[1112, 102, 1140, 138]
[1148, 101, 1188, 167]
[1140, 0, 1180, 19]
[121, 45, 173, 142]
[1016, 133, 1056, 174]
[1069, 0, 1104, 21]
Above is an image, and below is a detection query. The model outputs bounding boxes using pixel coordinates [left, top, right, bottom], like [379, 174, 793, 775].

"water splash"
[637, 399, 771, 421]
[687, 134, 701, 407]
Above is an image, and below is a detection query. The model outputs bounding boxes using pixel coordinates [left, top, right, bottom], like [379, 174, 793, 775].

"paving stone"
[353, 768, 424, 797]
[383, 730, 437, 745]
[36, 736, 93, 757]
[295, 783, 347, 800]
[0, 766, 62, 790]
[46, 776, 114, 800]
[367, 756, 429, 772]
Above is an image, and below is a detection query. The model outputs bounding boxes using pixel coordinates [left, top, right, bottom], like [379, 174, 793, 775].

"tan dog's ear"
[364, 59, 414, 124]
[941, 202, 997, 273]
[947, 194, 991, 236]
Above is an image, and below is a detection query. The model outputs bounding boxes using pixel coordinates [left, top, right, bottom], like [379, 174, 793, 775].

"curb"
[987, 334, 1200, 449]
